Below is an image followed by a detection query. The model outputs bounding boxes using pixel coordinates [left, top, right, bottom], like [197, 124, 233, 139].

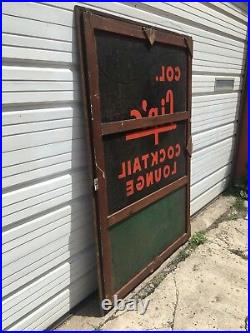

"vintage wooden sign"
[75, 7, 192, 303]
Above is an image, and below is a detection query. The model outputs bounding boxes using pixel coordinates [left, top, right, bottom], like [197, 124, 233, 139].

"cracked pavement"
[56, 195, 248, 331]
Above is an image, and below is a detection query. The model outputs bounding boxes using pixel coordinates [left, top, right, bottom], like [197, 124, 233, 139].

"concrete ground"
[56, 193, 248, 331]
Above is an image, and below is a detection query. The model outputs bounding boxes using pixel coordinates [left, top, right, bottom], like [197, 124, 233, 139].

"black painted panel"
[104, 122, 186, 214]
[96, 31, 187, 123]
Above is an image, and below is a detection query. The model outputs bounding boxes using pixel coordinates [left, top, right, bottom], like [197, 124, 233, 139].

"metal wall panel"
[2, 2, 247, 330]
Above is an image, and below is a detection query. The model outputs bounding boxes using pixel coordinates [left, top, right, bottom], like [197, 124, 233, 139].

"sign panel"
[75, 7, 192, 303]
[104, 124, 186, 213]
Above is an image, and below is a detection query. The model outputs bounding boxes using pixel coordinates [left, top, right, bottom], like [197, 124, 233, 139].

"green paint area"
[110, 187, 186, 292]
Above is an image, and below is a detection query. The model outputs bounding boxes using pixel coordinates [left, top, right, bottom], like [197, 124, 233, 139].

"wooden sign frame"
[75, 6, 192, 303]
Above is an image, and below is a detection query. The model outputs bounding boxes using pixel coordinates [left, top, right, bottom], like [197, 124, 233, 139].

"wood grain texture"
[2, 2, 247, 330]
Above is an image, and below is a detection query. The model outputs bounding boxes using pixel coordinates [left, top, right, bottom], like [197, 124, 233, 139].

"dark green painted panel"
[110, 187, 186, 291]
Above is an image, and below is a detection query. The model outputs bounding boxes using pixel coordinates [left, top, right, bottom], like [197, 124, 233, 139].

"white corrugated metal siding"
[2, 2, 247, 330]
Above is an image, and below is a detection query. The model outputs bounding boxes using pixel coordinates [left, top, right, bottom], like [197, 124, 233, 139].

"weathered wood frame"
[75, 6, 193, 303]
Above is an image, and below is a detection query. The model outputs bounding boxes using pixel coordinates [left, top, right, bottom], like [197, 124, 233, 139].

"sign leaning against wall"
[75, 6, 193, 305]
